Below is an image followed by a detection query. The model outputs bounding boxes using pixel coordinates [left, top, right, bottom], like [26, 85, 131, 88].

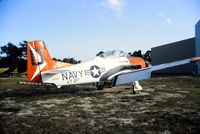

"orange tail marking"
[27, 40, 73, 83]
[27, 40, 54, 83]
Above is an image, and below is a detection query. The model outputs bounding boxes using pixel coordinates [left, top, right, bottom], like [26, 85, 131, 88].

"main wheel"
[132, 85, 141, 94]
[96, 82, 104, 90]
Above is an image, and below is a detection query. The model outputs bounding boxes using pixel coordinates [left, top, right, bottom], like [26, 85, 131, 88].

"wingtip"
[191, 57, 200, 62]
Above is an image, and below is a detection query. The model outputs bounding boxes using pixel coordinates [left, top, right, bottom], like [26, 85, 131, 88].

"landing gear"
[95, 81, 113, 90]
[132, 81, 142, 94]
[96, 82, 105, 90]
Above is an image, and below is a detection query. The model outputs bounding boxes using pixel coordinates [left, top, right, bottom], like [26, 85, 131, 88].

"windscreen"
[98, 50, 126, 58]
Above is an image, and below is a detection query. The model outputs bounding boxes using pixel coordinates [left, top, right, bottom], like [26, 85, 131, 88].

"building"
[195, 20, 200, 74]
[151, 20, 200, 74]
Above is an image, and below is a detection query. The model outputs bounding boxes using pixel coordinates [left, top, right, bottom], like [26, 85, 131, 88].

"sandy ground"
[0, 76, 200, 134]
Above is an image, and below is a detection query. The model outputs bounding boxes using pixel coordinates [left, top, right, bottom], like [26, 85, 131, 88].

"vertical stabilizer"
[27, 40, 55, 83]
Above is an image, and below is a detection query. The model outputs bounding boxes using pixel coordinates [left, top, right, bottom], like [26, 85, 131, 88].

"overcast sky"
[0, 0, 200, 61]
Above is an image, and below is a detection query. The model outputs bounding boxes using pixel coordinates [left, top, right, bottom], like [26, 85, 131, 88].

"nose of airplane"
[128, 57, 147, 68]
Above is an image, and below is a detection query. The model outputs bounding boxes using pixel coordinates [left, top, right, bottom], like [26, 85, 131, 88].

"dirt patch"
[0, 76, 200, 133]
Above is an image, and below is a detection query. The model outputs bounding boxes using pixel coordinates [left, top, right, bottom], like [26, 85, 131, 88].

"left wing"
[112, 57, 200, 86]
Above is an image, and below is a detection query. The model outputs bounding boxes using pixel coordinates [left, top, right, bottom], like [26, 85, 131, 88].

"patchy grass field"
[0, 76, 200, 133]
[0, 68, 9, 74]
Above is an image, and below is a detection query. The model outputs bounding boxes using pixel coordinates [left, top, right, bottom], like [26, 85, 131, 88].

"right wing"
[112, 57, 200, 86]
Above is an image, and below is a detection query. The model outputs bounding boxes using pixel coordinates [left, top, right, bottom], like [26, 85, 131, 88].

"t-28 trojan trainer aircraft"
[26, 40, 200, 93]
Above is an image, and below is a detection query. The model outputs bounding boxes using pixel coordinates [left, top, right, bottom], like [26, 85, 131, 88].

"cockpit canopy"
[97, 50, 126, 58]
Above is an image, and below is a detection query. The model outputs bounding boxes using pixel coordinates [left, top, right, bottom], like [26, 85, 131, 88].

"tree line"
[0, 41, 27, 74]
[52, 57, 81, 64]
[128, 50, 151, 62]
[0, 42, 151, 75]
[0, 42, 81, 74]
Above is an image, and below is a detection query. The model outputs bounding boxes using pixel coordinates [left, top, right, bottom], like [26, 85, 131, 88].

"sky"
[0, 0, 200, 61]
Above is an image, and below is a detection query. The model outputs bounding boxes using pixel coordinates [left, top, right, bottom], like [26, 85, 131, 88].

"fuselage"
[41, 56, 131, 87]
[26, 40, 200, 90]
[26, 41, 146, 88]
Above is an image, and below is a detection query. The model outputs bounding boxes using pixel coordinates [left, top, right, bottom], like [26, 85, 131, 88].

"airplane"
[26, 40, 200, 94]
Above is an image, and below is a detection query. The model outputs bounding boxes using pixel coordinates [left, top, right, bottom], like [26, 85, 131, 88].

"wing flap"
[113, 67, 151, 86]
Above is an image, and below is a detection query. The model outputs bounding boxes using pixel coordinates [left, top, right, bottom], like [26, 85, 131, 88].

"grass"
[0, 76, 200, 133]
[0, 68, 9, 74]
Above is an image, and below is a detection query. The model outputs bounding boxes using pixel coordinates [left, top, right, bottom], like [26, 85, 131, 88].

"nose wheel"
[132, 81, 142, 94]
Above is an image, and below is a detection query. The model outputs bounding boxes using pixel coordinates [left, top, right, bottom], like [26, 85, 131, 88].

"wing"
[112, 57, 200, 86]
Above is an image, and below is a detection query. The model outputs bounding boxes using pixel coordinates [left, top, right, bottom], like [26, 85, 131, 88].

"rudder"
[27, 40, 55, 83]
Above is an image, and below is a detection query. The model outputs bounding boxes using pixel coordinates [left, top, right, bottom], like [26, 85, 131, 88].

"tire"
[96, 82, 104, 90]
[132, 85, 141, 94]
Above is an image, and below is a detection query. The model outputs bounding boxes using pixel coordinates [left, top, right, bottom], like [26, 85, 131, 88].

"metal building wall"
[151, 38, 196, 74]
[195, 20, 200, 74]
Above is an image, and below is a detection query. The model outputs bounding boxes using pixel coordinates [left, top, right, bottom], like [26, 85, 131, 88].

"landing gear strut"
[96, 82, 104, 90]
[132, 81, 142, 94]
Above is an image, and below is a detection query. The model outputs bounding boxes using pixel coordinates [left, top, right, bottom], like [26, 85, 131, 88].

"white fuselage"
[41, 56, 130, 87]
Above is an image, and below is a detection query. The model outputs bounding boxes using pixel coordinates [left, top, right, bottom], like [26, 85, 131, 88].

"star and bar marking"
[85, 65, 105, 78]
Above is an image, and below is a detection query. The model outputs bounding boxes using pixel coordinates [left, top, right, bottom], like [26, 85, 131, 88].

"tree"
[143, 50, 151, 62]
[52, 57, 58, 61]
[96, 51, 104, 56]
[62, 58, 81, 64]
[129, 50, 143, 58]
[53, 57, 81, 64]
[19, 41, 27, 59]
[0, 41, 27, 74]
[0, 43, 20, 73]
[0, 41, 82, 75]
[128, 50, 152, 63]
[1, 42, 22, 58]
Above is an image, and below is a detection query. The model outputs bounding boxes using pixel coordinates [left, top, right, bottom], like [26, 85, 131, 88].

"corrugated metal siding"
[151, 38, 196, 74]
[195, 20, 200, 74]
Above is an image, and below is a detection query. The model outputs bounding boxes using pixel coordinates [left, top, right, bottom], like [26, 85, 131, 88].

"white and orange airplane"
[26, 40, 200, 93]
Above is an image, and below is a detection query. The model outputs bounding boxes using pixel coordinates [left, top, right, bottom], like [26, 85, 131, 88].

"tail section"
[27, 40, 55, 83]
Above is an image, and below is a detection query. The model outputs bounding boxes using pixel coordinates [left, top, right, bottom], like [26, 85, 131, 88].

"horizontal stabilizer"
[42, 68, 69, 74]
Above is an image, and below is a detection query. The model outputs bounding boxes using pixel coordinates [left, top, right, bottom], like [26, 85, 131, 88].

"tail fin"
[27, 40, 55, 83]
